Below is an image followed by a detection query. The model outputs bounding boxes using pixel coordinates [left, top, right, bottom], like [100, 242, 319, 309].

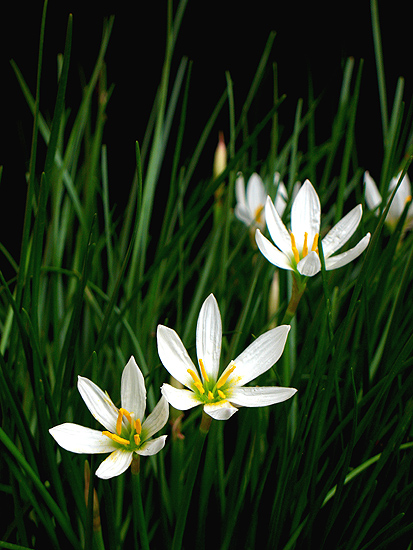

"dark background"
[0, 1, 411, 252]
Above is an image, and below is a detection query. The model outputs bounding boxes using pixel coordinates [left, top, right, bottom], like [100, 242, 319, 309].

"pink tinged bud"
[213, 131, 227, 180]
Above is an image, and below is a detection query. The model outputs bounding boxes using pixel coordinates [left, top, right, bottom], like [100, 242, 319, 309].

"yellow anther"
[208, 391, 214, 400]
[217, 390, 226, 399]
[187, 368, 202, 385]
[216, 364, 237, 389]
[116, 408, 133, 435]
[254, 205, 264, 225]
[198, 358, 209, 382]
[134, 434, 141, 446]
[187, 369, 205, 394]
[102, 431, 130, 446]
[135, 418, 141, 435]
[121, 408, 132, 424]
[406, 195, 412, 204]
[311, 233, 319, 253]
[302, 232, 309, 257]
[289, 232, 300, 264]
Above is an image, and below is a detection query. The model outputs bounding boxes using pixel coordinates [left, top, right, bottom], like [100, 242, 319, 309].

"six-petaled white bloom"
[235, 172, 288, 231]
[49, 357, 169, 479]
[364, 170, 413, 229]
[157, 293, 297, 421]
[255, 179, 371, 277]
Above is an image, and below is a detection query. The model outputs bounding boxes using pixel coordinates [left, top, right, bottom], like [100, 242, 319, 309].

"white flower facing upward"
[49, 357, 169, 479]
[235, 172, 288, 231]
[157, 294, 297, 421]
[364, 170, 413, 229]
[255, 179, 371, 278]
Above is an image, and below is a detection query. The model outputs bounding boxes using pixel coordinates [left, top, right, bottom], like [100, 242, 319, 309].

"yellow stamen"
[311, 233, 319, 253]
[135, 418, 141, 435]
[116, 410, 123, 435]
[116, 408, 132, 435]
[208, 390, 214, 400]
[102, 431, 130, 446]
[302, 232, 308, 257]
[198, 358, 209, 382]
[290, 232, 300, 264]
[120, 408, 132, 424]
[187, 369, 205, 394]
[254, 205, 264, 225]
[217, 390, 226, 399]
[216, 364, 237, 389]
[134, 434, 141, 446]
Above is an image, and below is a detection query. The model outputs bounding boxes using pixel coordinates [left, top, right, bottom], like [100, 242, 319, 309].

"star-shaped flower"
[49, 357, 169, 479]
[157, 294, 297, 421]
[235, 172, 288, 231]
[255, 179, 370, 277]
[364, 170, 413, 230]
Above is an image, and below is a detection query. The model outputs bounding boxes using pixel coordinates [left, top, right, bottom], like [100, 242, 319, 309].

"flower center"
[186, 361, 237, 403]
[290, 231, 319, 264]
[102, 407, 142, 448]
[254, 205, 264, 226]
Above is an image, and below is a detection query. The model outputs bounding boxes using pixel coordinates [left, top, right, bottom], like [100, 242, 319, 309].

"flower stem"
[171, 411, 211, 550]
[282, 274, 306, 325]
[131, 456, 150, 550]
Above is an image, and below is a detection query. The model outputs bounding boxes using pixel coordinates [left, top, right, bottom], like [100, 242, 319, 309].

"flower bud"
[213, 131, 227, 180]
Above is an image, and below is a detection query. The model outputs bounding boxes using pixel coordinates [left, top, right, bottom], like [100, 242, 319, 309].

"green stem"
[131, 457, 150, 550]
[281, 274, 306, 325]
[171, 411, 211, 550]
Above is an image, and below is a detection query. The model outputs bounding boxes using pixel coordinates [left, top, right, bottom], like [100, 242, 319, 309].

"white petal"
[229, 386, 297, 407]
[325, 233, 370, 270]
[255, 229, 294, 271]
[161, 383, 201, 411]
[291, 180, 321, 252]
[95, 449, 133, 479]
[137, 435, 168, 456]
[204, 401, 238, 420]
[49, 423, 116, 454]
[264, 196, 293, 256]
[274, 180, 287, 217]
[235, 173, 247, 210]
[121, 356, 146, 420]
[321, 205, 362, 258]
[388, 172, 411, 220]
[364, 171, 382, 211]
[196, 294, 222, 382]
[223, 325, 290, 387]
[234, 204, 254, 226]
[297, 250, 321, 277]
[235, 173, 254, 226]
[157, 325, 197, 389]
[141, 396, 169, 440]
[77, 376, 119, 433]
[247, 173, 266, 219]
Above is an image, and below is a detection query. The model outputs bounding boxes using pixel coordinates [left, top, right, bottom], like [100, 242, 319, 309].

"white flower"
[255, 179, 371, 277]
[235, 172, 288, 231]
[49, 357, 169, 479]
[364, 170, 413, 229]
[157, 294, 297, 421]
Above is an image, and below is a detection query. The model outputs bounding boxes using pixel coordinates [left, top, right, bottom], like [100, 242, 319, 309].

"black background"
[0, 1, 411, 251]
